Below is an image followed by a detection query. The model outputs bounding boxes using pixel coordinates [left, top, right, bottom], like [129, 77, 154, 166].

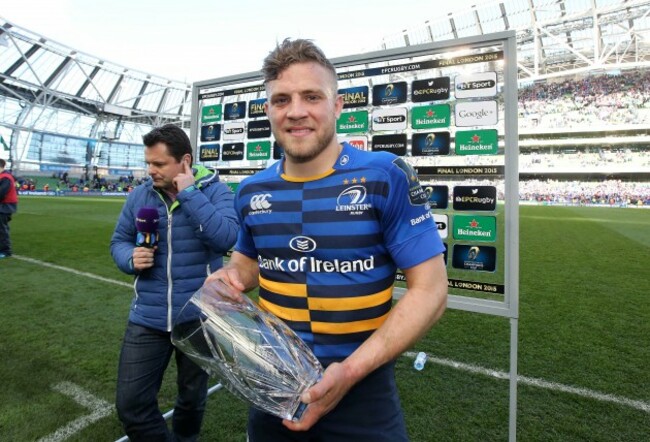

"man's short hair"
[142, 124, 193, 163]
[262, 38, 337, 89]
[0, 159, 5, 168]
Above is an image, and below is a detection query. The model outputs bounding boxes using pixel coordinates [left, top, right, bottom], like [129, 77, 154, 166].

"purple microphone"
[135, 207, 160, 248]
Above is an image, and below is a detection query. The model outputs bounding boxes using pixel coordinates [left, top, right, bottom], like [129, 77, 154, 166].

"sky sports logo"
[453, 186, 497, 211]
[454, 101, 498, 127]
[455, 72, 497, 98]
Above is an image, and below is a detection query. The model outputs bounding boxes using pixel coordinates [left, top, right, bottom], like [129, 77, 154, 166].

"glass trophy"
[171, 279, 323, 421]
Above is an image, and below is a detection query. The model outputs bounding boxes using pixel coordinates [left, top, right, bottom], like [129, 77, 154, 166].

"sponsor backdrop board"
[190, 32, 518, 314]
[191, 31, 520, 442]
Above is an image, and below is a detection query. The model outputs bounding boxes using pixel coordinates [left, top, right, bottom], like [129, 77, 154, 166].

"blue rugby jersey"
[234, 142, 445, 365]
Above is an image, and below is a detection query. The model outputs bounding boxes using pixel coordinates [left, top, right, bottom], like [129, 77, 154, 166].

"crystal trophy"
[171, 278, 323, 421]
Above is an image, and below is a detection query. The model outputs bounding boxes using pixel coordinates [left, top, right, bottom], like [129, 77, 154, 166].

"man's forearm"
[342, 255, 447, 384]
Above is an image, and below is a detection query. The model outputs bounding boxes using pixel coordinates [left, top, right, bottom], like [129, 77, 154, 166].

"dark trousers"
[247, 362, 408, 442]
[116, 322, 209, 442]
[0, 213, 11, 255]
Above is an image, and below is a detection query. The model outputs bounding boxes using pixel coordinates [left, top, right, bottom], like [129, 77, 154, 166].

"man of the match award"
[171, 279, 323, 421]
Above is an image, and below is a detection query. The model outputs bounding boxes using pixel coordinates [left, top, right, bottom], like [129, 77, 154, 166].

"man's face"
[265, 62, 343, 164]
[144, 142, 185, 191]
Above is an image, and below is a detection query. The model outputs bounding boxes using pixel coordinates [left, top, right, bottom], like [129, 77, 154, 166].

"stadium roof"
[0, 16, 191, 131]
[1, 0, 649, 146]
[375, 0, 650, 80]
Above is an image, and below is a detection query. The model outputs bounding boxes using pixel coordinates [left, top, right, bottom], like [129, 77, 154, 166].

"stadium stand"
[2, 0, 650, 204]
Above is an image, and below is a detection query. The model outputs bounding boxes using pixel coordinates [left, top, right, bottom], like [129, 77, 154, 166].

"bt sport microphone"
[135, 207, 160, 248]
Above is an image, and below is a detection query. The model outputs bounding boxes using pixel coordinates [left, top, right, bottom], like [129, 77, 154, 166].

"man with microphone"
[110, 124, 238, 441]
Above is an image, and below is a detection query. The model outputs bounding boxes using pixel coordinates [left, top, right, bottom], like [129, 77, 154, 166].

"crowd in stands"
[16, 172, 145, 193]
[518, 69, 650, 129]
[519, 179, 650, 206]
[519, 150, 650, 171]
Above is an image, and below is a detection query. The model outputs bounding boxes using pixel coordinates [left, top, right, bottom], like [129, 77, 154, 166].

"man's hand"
[132, 246, 155, 271]
[173, 160, 195, 192]
[203, 268, 247, 303]
[282, 362, 354, 432]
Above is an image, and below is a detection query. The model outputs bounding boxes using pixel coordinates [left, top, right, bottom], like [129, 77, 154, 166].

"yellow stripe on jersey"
[281, 168, 335, 183]
[312, 312, 390, 334]
[259, 297, 311, 322]
[259, 275, 307, 297]
[307, 286, 393, 311]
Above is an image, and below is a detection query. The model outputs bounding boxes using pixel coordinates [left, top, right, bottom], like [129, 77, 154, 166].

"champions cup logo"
[452, 244, 496, 271]
[425, 133, 436, 147]
[225, 101, 246, 120]
[373, 82, 406, 106]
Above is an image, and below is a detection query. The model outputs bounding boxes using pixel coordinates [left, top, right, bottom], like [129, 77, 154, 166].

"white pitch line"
[12, 256, 649, 423]
[405, 352, 650, 413]
[13, 255, 132, 288]
[38, 382, 113, 442]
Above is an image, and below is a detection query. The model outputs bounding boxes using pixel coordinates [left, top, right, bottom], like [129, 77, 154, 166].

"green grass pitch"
[0, 197, 648, 441]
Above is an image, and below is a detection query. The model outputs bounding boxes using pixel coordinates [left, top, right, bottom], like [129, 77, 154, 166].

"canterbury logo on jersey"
[249, 193, 272, 214]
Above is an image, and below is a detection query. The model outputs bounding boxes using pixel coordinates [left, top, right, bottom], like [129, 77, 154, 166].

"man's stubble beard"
[276, 124, 337, 164]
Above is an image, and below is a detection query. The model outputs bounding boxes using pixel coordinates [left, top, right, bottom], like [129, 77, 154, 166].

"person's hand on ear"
[173, 156, 196, 192]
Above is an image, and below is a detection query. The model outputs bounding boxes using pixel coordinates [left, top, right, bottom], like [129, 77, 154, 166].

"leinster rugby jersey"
[235, 142, 444, 365]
